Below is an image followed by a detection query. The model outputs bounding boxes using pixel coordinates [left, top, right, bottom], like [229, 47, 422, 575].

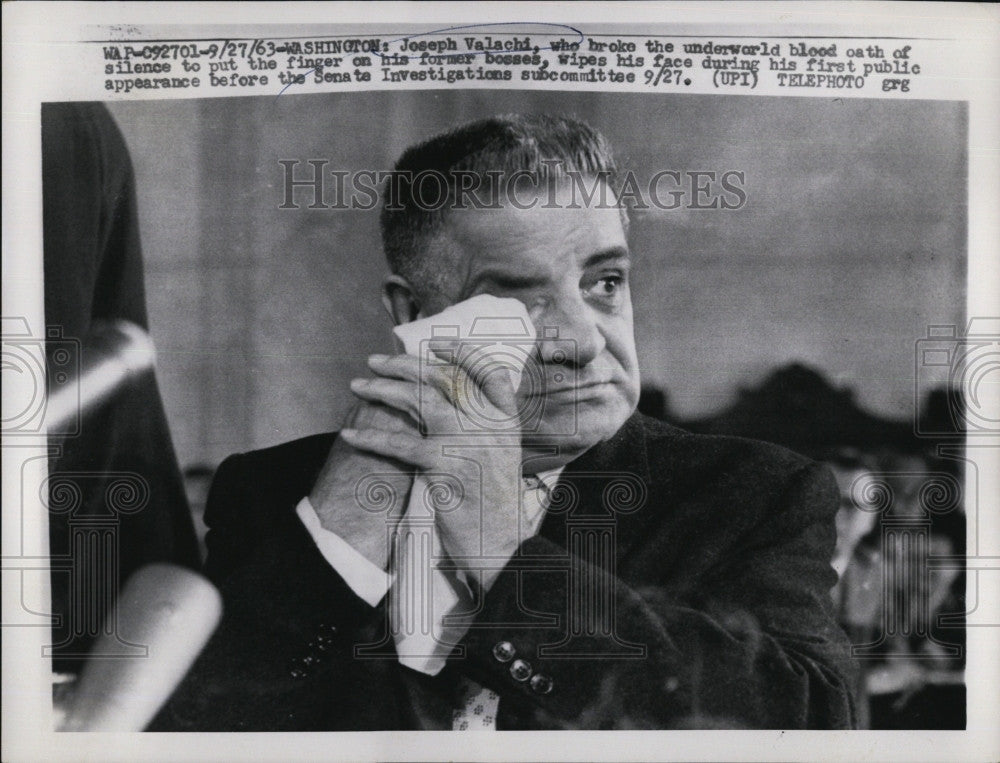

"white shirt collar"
[520, 466, 565, 535]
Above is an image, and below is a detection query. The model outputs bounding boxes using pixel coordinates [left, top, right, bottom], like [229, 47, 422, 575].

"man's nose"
[533, 298, 606, 368]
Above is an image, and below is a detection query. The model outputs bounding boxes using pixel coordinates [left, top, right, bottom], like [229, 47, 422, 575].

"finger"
[424, 341, 489, 405]
[351, 376, 460, 435]
[369, 349, 516, 422]
[426, 338, 461, 364]
[463, 357, 519, 415]
[347, 400, 418, 432]
[350, 377, 422, 420]
[367, 353, 421, 382]
[342, 400, 365, 429]
[368, 352, 461, 403]
[437, 351, 519, 418]
[339, 427, 435, 469]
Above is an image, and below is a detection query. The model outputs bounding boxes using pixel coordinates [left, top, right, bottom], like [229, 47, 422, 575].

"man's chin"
[520, 398, 635, 465]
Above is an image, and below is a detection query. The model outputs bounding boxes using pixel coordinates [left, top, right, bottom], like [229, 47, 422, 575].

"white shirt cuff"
[296, 496, 393, 607]
[393, 563, 475, 676]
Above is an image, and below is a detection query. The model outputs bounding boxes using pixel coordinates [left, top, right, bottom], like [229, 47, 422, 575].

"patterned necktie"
[452, 676, 501, 730]
[451, 475, 553, 730]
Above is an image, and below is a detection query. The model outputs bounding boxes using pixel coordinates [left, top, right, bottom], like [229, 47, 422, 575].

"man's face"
[421, 179, 641, 465]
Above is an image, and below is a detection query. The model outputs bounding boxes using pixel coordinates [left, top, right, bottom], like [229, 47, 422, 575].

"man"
[153, 114, 857, 730]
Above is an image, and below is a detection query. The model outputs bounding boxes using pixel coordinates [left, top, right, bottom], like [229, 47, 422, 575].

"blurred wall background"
[105, 91, 966, 469]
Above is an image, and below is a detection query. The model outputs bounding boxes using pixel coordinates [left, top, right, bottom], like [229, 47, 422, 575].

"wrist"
[327, 522, 391, 571]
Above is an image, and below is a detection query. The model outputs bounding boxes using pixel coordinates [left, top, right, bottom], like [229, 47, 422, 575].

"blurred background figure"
[826, 450, 880, 607]
[42, 102, 200, 675]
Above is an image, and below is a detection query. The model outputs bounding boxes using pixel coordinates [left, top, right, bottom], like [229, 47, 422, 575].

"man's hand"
[341, 350, 525, 587]
[308, 401, 414, 570]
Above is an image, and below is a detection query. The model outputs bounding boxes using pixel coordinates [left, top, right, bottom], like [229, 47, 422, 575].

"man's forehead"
[438, 198, 628, 273]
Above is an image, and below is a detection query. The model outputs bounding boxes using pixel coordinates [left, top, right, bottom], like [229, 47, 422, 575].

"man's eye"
[585, 275, 626, 302]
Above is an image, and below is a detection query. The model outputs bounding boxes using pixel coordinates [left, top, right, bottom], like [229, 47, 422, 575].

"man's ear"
[381, 275, 422, 326]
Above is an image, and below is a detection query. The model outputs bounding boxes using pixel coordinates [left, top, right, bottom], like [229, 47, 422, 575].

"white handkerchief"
[392, 294, 536, 390]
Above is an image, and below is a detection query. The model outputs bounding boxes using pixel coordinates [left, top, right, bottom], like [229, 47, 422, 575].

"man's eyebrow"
[583, 246, 631, 269]
[461, 247, 632, 298]
[463, 270, 549, 296]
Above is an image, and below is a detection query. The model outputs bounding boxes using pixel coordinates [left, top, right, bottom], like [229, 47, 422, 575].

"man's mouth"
[531, 380, 614, 400]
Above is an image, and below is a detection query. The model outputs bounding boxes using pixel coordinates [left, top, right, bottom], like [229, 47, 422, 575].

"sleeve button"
[509, 659, 532, 682]
[290, 667, 308, 679]
[492, 641, 516, 663]
[530, 673, 554, 695]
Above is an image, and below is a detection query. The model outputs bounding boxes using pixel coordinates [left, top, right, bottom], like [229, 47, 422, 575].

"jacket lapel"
[539, 413, 676, 566]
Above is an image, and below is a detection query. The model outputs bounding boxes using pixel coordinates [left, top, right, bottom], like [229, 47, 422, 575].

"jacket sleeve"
[456, 462, 859, 730]
[151, 452, 400, 731]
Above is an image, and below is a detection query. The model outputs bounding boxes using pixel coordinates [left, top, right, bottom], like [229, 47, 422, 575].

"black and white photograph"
[3, 4, 998, 762]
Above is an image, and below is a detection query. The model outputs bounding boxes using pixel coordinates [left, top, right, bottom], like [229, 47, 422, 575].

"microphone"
[46, 319, 156, 433]
[59, 564, 223, 732]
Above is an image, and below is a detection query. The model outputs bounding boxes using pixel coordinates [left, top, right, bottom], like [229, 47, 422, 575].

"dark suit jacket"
[152, 413, 858, 730]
